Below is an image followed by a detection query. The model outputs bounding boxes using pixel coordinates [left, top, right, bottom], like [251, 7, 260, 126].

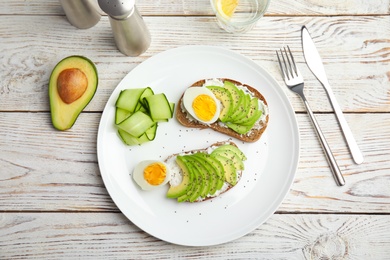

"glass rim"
[210, 0, 271, 27]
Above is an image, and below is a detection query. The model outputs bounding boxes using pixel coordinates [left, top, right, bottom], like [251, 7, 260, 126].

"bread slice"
[164, 141, 243, 202]
[176, 78, 269, 142]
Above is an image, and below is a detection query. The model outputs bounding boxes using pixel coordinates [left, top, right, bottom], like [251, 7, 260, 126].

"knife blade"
[301, 25, 364, 165]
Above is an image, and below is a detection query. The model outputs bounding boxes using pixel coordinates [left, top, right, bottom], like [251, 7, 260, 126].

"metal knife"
[301, 25, 364, 165]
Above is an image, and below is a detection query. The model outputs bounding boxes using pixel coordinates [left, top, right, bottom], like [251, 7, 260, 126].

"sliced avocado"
[237, 94, 252, 122]
[188, 155, 212, 198]
[191, 153, 219, 195]
[211, 154, 237, 185]
[211, 148, 244, 170]
[167, 156, 193, 199]
[234, 97, 261, 126]
[206, 86, 233, 122]
[187, 159, 206, 202]
[49, 56, 98, 130]
[225, 121, 253, 135]
[228, 90, 249, 122]
[193, 152, 224, 193]
[240, 110, 262, 127]
[212, 144, 247, 161]
[177, 157, 203, 202]
[222, 81, 241, 120]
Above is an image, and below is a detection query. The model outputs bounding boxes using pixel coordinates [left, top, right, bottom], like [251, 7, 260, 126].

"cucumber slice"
[135, 87, 154, 112]
[170, 102, 175, 114]
[117, 111, 155, 137]
[115, 88, 145, 112]
[145, 124, 157, 141]
[143, 93, 173, 121]
[115, 107, 131, 124]
[114, 87, 174, 146]
[118, 129, 149, 145]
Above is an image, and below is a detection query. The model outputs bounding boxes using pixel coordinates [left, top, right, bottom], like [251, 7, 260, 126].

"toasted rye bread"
[176, 78, 269, 142]
[164, 141, 243, 202]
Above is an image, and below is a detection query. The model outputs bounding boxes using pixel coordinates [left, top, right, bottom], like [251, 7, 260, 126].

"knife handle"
[323, 82, 364, 164]
[302, 97, 346, 186]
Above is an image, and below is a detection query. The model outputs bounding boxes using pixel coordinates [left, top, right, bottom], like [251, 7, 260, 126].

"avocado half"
[49, 56, 98, 130]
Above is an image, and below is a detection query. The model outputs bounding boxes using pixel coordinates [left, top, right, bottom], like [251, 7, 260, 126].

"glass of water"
[210, 0, 270, 33]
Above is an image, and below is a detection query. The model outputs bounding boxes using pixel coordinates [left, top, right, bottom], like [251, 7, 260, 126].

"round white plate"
[97, 45, 299, 246]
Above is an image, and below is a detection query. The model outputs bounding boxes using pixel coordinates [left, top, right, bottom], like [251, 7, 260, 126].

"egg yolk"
[143, 163, 167, 186]
[192, 94, 217, 122]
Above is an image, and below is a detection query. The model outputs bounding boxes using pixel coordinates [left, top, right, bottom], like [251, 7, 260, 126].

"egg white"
[133, 160, 171, 191]
[182, 87, 221, 124]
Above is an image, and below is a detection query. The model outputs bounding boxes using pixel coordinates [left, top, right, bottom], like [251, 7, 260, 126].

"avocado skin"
[49, 55, 98, 130]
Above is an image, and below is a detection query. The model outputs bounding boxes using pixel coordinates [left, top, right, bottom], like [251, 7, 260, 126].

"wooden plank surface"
[1, 0, 389, 15]
[1, 212, 390, 259]
[1, 112, 389, 212]
[1, 0, 389, 257]
[0, 15, 389, 113]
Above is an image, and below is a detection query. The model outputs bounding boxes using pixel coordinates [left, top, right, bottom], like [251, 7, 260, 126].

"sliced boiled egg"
[182, 87, 221, 124]
[133, 160, 171, 190]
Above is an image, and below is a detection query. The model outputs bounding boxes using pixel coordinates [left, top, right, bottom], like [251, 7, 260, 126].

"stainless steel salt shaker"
[59, 0, 102, 29]
[98, 0, 151, 57]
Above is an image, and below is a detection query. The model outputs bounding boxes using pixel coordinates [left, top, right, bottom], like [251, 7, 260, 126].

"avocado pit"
[57, 68, 88, 104]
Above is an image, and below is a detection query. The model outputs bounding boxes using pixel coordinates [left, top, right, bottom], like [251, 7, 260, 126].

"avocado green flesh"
[187, 156, 212, 198]
[178, 158, 205, 203]
[167, 144, 247, 202]
[204, 80, 265, 135]
[49, 56, 98, 130]
[192, 153, 220, 194]
[206, 86, 233, 122]
[213, 144, 247, 161]
[211, 149, 244, 171]
[210, 154, 237, 186]
[228, 90, 248, 122]
[167, 156, 192, 198]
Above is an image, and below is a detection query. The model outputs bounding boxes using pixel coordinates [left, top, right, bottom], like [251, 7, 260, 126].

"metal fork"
[276, 46, 345, 186]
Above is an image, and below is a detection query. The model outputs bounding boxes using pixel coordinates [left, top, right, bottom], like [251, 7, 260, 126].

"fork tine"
[276, 46, 301, 83]
[284, 46, 297, 79]
[276, 50, 288, 80]
[286, 46, 298, 76]
[280, 47, 292, 80]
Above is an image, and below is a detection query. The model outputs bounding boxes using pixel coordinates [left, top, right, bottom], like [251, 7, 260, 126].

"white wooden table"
[1, 1, 390, 258]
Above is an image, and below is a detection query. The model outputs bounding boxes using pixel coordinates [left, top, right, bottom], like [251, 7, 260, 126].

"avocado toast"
[176, 78, 269, 142]
[165, 141, 246, 203]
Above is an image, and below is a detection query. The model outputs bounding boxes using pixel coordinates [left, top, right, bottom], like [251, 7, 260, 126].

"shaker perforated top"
[98, 0, 135, 19]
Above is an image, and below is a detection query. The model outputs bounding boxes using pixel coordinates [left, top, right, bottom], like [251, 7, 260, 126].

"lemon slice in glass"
[216, 0, 239, 19]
